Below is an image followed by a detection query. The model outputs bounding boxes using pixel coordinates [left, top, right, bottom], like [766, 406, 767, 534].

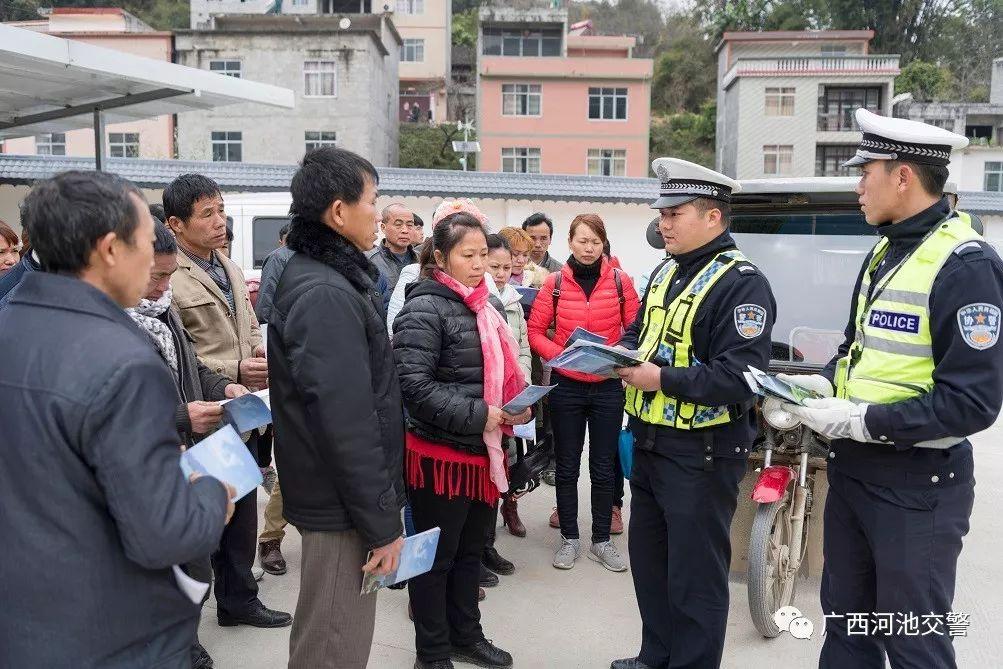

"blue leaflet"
[180, 425, 263, 500]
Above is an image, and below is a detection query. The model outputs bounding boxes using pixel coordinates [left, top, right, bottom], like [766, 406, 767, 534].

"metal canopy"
[0, 24, 295, 156]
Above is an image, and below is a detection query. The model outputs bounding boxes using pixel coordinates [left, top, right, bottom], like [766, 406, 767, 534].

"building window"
[587, 148, 627, 177]
[108, 132, 140, 158]
[588, 87, 628, 120]
[401, 38, 425, 63]
[209, 59, 241, 78]
[211, 131, 242, 162]
[35, 132, 66, 156]
[502, 84, 542, 116]
[292, 0, 310, 5]
[482, 27, 562, 57]
[815, 144, 858, 177]
[817, 86, 881, 131]
[763, 145, 793, 176]
[396, 0, 423, 13]
[304, 60, 337, 97]
[986, 162, 1003, 192]
[820, 45, 847, 56]
[501, 147, 541, 174]
[765, 87, 795, 116]
[305, 131, 337, 152]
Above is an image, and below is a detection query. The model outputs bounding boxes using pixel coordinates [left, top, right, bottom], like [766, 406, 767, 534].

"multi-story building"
[2, 8, 174, 159]
[715, 30, 900, 179]
[895, 58, 1003, 193]
[190, 0, 451, 123]
[476, 7, 653, 177]
[174, 14, 400, 166]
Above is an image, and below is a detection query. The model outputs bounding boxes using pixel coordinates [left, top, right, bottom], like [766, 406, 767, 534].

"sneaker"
[589, 541, 628, 572]
[541, 469, 556, 486]
[260, 466, 276, 494]
[610, 506, 624, 535]
[549, 507, 560, 529]
[552, 536, 581, 570]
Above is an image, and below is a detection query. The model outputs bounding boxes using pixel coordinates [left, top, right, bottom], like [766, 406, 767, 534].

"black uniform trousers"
[212, 432, 260, 614]
[628, 446, 747, 669]
[408, 459, 495, 662]
[820, 469, 974, 669]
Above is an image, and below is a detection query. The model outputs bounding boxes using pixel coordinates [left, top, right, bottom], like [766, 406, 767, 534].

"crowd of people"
[1, 109, 999, 669]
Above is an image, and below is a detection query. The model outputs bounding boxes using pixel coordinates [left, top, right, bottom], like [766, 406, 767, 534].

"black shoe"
[482, 546, 514, 576]
[191, 643, 214, 669]
[610, 658, 654, 669]
[217, 600, 292, 628]
[478, 563, 499, 588]
[452, 639, 512, 668]
[414, 660, 454, 669]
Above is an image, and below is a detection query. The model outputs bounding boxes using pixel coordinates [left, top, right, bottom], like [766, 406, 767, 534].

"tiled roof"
[1, 154, 1001, 212]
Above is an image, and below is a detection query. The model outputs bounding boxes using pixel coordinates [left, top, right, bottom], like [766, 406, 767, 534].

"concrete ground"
[200, 423, 1003, 668]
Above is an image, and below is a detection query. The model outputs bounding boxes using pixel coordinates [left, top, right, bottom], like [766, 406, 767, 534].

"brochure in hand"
[361, 527, 441, 595]
[744, 366, 824, 406]
[180, 425, 263, 501]
[220, 390, 271, 433]
[549, 341, 642, 378]
[565, 327, 606, 347]
[515, 286, 540, 306]
[501, 384, 557, 415]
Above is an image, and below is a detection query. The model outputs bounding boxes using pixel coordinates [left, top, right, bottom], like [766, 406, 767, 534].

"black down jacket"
[268, 217, 405, 550]
[393, 279, 503, 455]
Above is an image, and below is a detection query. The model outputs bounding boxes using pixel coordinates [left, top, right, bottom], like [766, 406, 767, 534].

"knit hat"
[431, 199, 489, 228]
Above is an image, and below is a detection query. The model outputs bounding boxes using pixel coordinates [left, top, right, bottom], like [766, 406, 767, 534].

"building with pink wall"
[476, 7, 652, 178]
[2, 8, 174, 160]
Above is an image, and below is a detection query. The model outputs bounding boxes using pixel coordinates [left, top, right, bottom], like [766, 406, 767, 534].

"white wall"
[950, 147, 1003, 192]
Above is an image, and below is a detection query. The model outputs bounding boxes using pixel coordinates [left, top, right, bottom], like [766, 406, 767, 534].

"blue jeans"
[549, 376, 625, 544]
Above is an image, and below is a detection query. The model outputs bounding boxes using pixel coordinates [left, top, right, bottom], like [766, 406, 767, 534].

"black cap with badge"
[842, 108, 969, 168]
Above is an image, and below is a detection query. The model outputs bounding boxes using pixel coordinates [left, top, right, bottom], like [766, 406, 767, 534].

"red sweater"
[528, 257, 640, 383]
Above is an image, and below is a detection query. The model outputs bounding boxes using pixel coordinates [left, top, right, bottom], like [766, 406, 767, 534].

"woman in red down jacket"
[528, 214, 640, 573]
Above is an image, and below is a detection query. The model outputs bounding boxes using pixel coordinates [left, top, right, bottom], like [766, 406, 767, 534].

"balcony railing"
[722, 55, 900, 88]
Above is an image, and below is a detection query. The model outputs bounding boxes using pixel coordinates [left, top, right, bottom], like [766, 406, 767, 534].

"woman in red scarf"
[393, 212, 531, 669]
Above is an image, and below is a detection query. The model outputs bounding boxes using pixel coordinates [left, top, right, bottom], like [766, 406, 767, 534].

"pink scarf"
[434, 270, 526, 493]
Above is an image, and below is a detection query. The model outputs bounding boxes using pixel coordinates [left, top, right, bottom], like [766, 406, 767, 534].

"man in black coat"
[0, 171, 234, 668]
[268, 148, 405, 669]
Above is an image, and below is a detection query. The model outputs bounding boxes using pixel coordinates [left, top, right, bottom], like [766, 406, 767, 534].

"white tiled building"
[715, 30, 900, 179]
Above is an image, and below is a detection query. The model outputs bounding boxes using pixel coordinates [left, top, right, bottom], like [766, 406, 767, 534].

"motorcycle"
[746, 360, 830, 638]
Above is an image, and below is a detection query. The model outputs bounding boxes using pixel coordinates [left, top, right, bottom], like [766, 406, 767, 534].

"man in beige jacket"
[164, 174, 292, 631]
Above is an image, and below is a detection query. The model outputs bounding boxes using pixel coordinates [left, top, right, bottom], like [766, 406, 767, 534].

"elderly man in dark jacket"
[0, 171, 233, 668]
[127, 211, 249, 669]
[268, 148, 405, 669]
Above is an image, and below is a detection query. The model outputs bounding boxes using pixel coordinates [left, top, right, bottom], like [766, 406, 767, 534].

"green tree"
[895, 60, 953, 102]
[568, 0, 666, 57]
[399, 123, 474, 171]
[452, 8, 477, 47]
[649, 101, 717, 170]
[650, 25, 716, 114]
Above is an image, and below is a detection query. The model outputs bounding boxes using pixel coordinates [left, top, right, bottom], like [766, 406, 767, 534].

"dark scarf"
[285, 215, 380, 293]
[568, 255, 602, 299]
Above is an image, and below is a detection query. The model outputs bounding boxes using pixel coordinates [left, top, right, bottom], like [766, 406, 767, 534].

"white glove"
[777, 373, 834, 398]
[787, 398, 872, 442]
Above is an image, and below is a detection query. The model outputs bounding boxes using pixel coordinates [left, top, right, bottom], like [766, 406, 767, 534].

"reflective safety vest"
[834, 215, 982, 404]
[625, 250, 754, 429]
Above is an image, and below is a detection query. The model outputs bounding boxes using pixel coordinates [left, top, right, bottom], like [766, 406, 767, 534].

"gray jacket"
[367, 240, 417, 296]
[254, 244, 295, 325]
[538, 252, 564, 274]
[0, 272, 228, 668]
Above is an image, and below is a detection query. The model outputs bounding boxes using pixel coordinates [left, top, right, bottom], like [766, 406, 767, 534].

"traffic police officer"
[782, 109, 1003, 669]
[611, 158, 776, 669]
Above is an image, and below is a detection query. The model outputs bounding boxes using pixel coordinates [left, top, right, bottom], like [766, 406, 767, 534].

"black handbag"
[507, 433, 553, 497]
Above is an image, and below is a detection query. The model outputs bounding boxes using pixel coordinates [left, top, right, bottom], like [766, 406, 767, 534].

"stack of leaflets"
[361, 527, 441, 594]
[220, 390, 271, 432]
[743, 366, 824, 406]
[549, 336, 641, 378]
[180, 425, 263, 501]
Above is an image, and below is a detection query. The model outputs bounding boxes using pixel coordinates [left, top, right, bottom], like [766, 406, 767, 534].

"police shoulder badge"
[957, 303, 1001, 350]
[735, 304, 767, 339]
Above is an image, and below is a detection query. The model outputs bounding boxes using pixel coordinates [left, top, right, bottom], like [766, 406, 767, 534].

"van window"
[252, 216, 291, 268]
[731, 212, 875, 236]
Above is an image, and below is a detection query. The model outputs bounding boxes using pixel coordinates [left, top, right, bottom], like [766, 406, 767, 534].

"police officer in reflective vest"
[782, 109, 1003, 669]
[610, 158, 776, 669]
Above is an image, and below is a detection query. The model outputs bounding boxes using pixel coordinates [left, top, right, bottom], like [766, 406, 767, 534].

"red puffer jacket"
[528, 257, 640, 383]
